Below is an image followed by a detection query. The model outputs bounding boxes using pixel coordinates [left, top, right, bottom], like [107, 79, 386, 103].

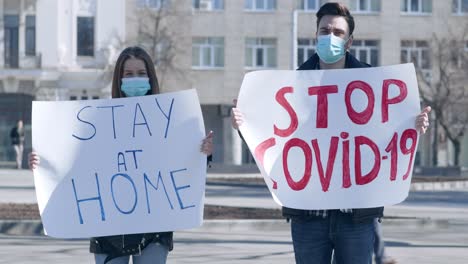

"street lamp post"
[291, 9, 298, 70]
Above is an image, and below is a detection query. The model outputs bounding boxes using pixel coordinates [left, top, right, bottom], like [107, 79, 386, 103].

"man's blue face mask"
[121, 77, 151, 97]
[316, 34, 349, 64]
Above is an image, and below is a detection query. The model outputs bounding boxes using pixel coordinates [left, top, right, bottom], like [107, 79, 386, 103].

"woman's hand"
[231, 99, 244, 130]
[201, 131, 214, 155]
[415, 106, 431, 134]
[28, 152, 40, 170]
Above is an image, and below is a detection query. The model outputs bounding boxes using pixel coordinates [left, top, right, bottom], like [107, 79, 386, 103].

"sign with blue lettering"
[32, 89, 207, 238]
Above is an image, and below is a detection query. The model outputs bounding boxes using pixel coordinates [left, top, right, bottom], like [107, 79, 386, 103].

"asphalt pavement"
[1, 168, 468, 263]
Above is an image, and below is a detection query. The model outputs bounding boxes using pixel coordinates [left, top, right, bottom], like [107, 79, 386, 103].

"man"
[10, 119, 25, 169]
[232, 3, 430, 263]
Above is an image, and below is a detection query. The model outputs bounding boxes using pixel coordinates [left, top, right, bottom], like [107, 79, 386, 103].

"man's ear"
[345, 35, 353, 50]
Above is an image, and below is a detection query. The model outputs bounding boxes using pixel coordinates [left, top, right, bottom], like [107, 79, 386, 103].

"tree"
[417, 26, 468, 166]
[133, 4, 188, 87]
[97, 3, 188, 95]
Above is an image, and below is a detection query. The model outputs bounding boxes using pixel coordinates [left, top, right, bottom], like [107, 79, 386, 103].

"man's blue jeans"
[291, 210, 374, 264]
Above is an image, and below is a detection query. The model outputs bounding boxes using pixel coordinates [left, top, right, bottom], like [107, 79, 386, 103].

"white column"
[231, 125, 243, 165]
[70, 0, 77, 67]
[291, 9, 298, 70]
[462, 133, 468, 167]
[0, 0, 4, 68]
[223, 114, 243, 165]
[18, 0, 25, 67]
[37, 0, 60, 68]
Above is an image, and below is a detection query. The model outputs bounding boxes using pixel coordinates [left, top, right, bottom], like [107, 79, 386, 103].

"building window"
[244, 0, 276, 11]
[25, 15, 36, 56]
[401, 0, 432, 14]
[245, 38, 276, 68]
[349, 40, 379, 66]
[136, 0, 167, 9]
[297, 0, 326, 11]
[77, 17, 94, 56]
[350, 0, 381, 13]
[401, 40, 431, 79]
[297, 38, 315, 67]
[193, 0, 224, 10]
[192, 37, 224, 68]
[70, 96, 78, 100]
[453, 0, 468, 14]
[401, 40, 431, 69]
[4, 15, 19, 68]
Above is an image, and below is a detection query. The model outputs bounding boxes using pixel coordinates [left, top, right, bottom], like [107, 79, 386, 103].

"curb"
[0, 217, 461, 237]
[410, 180, 468, 191]
[0, 220, 44, 236]
[208, 175, 468, 191]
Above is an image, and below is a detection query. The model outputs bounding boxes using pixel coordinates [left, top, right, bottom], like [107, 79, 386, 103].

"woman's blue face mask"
[121, 77, 151, 97]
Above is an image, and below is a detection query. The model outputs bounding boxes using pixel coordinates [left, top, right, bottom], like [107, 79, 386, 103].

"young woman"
[29, 46, 213, 264]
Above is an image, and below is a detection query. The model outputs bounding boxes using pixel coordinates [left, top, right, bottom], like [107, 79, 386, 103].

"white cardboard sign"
[32, 89, 206, 238]
[237, 64, 421, 209]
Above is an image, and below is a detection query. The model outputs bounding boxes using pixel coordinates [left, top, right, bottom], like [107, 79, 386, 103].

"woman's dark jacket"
[90, 232, 173, 263]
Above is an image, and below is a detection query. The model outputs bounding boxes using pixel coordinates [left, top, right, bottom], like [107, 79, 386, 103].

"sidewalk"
[1, 168, 468, 205]
[2, 167, 468, 229]
[1, 167, 468, 223]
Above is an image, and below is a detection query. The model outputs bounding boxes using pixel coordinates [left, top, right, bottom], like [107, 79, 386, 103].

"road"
[1, 219, 468, 263]
[1, 169, 468, 263]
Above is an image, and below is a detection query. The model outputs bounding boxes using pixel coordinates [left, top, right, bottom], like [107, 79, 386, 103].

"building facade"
[1, 0, 467, 168]
[0, 0, 125, 165]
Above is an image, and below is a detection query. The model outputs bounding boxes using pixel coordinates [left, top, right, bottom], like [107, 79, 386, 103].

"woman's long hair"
[111, 46, 160, 98]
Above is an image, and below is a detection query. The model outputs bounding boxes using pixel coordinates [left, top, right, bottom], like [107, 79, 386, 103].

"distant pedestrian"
[374, 219, 397, 264]
[10, 119, 25, 169]
[332, 219, 398, 264]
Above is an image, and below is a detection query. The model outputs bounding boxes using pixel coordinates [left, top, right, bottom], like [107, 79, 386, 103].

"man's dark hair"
[316, 2, 355, 36]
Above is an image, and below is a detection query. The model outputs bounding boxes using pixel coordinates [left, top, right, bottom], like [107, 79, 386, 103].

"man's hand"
[231, 99, 244, 130]
[201, 131, 214, 155]
[28, 152, 40, 170]
[415, 106, 431, 134]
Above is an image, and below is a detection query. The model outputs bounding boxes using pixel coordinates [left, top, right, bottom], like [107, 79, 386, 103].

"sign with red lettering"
[237, 64, 420, 209]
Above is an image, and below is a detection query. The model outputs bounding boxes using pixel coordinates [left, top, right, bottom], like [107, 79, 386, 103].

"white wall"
[96, 0, 125, 57]
[37, 0, 125, 69]
[36, 0, 60, 68]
